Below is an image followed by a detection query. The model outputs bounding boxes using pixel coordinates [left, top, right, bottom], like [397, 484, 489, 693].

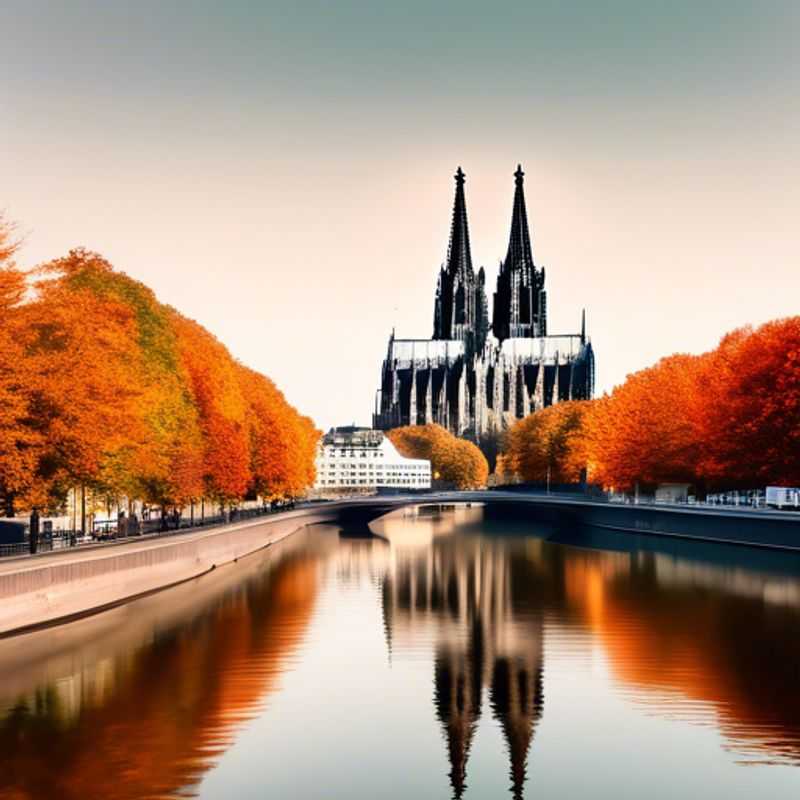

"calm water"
[2, 506, 800, 799]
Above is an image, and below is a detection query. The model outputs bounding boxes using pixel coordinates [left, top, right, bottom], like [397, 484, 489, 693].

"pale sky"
[2, 1, 798, 429]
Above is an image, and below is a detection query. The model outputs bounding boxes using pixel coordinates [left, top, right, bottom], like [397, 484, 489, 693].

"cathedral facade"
[373, 165, 595, 442]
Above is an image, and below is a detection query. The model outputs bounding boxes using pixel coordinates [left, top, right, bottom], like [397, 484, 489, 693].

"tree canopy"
[502, 318, 800, 493]
[0, 226, 319, 515]
[388, 424, 488, 489]
[503, 401, 590, 484]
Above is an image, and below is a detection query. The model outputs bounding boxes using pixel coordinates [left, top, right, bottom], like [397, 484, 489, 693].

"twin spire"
[445, 164, 532, 281]
[445, 166, 473, 280]
[504, 165, 535, 277]
[434, 165, 547, 345]
[432, 166, 489, 350]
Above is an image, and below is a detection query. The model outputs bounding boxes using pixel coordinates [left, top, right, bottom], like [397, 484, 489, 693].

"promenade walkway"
[1, 491, 799, 637]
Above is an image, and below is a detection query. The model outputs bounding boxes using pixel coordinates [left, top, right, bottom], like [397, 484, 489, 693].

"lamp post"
[29, 508, 40, 555]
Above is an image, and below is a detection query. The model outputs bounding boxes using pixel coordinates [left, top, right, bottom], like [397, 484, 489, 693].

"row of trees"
[0, 216, 319, 518]
[388, 424, 489, 489]
[502, 317, 800, 491]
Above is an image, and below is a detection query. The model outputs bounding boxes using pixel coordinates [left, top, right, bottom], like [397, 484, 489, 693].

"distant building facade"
[374, 165, 595, 443]
[313, 427, 431, 494]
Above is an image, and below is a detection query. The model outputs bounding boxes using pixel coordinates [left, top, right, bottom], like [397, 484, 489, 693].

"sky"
[2, 1, 798, 429]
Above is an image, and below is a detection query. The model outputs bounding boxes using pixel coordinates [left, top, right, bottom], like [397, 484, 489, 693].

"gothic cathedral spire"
[433, 167, 488, 352]
[492, 164, 547, 341]
[506, 164, 534, 277]
[447, 166, 472, 280]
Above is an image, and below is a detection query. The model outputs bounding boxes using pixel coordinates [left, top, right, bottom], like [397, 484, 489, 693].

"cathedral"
[373, 165, 595, 443]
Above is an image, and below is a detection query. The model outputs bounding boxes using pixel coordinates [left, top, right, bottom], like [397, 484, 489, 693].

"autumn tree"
[172, 315, 252, 503]
[1, 235, 318, 518]
[0, 214, 38, 515]
[699, 320, 800, 488]
[445, 437, 489, 489]
[388, 424, 489, 489]
[504, 401, 591, 484]
[20, 260, 144, 508]
[585, 355, 707, 491]
[506, 325, 800, 494]
[33, 250, 205, 510]
[238, 365, 319, 499]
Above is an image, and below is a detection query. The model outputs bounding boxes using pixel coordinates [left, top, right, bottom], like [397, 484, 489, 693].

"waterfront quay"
[1, 491, 799, 638]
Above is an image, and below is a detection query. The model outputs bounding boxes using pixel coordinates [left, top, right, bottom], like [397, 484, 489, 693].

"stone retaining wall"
[0, 509, 332, 637]
[4, 493, 798, 637]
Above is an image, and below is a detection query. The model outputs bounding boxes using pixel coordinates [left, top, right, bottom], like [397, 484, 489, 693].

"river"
[1, 504, 800, 799]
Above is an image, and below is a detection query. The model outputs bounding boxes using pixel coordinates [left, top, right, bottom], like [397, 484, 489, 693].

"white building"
[313, 427, 431, 494]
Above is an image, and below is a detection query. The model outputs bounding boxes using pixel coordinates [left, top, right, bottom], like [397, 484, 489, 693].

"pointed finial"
[581, 308, 586, 342]
[514, 164, 524, 185]
[455, 166, 465, 186]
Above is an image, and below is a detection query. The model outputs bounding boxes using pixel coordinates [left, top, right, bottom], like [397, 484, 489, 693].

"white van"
[765, 486, 800, 509]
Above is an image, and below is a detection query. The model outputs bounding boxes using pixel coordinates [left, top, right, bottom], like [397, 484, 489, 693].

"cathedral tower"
[492, 165, 547, 341]
[374, 164, 594, 441]
[433, 167, 489, 354]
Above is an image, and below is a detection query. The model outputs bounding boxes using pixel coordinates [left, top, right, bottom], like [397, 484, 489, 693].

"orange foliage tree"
[585, 354, 706, 491]
[503, 319, 800, 494]
[18, 279, 143, 502]
[33, 250, 202, 508]
[698, 319, 800, 488]
[0, 230, 318, 518]
[172, 315, 252, 503]
[237, 366, 318, 499]
[504, 401, 590, 484]
[388, 424, 488, 489]
[503, 358, 707, 492]
[0, 215, 39, 515]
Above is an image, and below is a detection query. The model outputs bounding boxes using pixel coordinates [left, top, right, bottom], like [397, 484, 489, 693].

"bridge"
[1, 491, 799, 638]
[318, 490, 800, 549]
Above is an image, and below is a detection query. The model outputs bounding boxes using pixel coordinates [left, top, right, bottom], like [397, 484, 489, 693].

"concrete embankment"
[0, 507, 337, 638]
[3, 492, 799, 638]
[478, 494, 800, 550]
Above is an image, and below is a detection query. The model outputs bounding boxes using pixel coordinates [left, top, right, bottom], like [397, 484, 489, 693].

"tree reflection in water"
[1, 507, 800, 800]
[0, 531, 330, 800]
[377, 505, 800, 796]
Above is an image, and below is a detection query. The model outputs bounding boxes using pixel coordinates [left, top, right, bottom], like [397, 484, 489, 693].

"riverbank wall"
[480, 494, 800, 550]
[0, 507, 336, 637]
[3, 492, 799, 638]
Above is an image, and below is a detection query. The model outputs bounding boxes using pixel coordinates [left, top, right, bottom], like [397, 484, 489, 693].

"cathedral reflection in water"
[373, 503, 800, 798]
[379, 507, 544, 798]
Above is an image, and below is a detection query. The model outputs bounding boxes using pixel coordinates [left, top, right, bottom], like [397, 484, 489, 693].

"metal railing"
[0, 502, 299, 560]
[0, 542, 29, 558]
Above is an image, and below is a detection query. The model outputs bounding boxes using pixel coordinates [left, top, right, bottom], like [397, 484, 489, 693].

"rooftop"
[323, 427, 385, 447]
